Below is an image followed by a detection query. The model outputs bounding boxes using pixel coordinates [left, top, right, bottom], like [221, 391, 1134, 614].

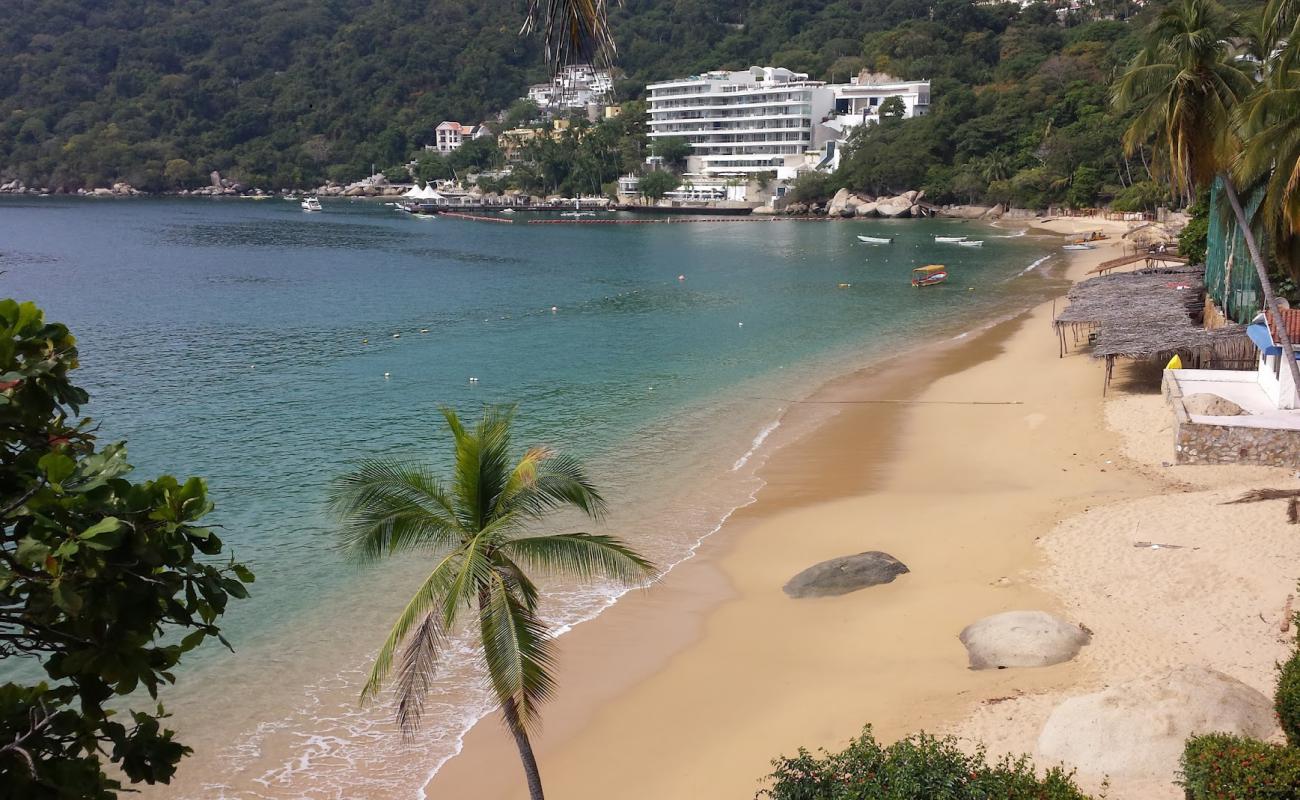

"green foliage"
[1180, 191, 1211, 264]
[759, 726, 1092, 800]
[637, 170, 680, 201]
[0, 300, 251, 798]
[1181, 733, 1300, 800]
[1111, 180, 1167, 213]
[788, 171, 833, 204]
[415, 152, 451, 184]
[1277, 615, 1300, 748]
[651, 136, 692, 170]
[878, 95, 906, 119]
[836, 10, 1146, 209]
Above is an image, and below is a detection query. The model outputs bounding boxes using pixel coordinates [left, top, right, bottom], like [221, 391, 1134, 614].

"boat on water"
[301, 197, 322, 212]
[500, 208, 516, 215]
[911, 264, 948, 287]
[957, 240, 984, 247]
[857, 235, 893, 244]
[934, 235, 967, 243]
[1062, 243, 1096, 251]
[560, 210, 596, 218]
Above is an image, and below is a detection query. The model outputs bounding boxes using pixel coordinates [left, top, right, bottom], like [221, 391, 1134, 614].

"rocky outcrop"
[1183, 393, 1247, 416]
[875, 195, 913, 218]
[958, 611, 1090, 669]
[1037, 666, 1278, 782]
[783, 551, 909, 598]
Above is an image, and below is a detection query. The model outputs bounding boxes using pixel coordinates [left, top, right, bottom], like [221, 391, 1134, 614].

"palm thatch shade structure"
[1053, 265, 1253, 393]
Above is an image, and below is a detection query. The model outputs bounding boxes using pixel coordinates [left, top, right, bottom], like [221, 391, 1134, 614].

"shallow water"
[0, 197, 1058, 798]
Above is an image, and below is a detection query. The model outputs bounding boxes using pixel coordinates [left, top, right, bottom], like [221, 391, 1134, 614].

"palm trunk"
[478, 587, 546, 800]
[501, 697, 545, 800]
[1221, 176, 1300, 396]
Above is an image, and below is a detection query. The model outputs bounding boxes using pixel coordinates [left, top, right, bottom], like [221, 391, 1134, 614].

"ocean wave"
[1020, 254, 1052, 274]
[732, 418, 782, 471]
[991, 229, 1028, 238]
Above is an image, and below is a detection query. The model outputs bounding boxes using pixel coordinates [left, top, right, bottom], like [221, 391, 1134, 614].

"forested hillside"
[0, 0, 1206, 197]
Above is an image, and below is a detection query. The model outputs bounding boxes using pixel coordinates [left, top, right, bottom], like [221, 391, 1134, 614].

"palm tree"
[328, 406, 655, 800]
[1113, 0, 1300, 390]
[1236, 2, 1300, 271]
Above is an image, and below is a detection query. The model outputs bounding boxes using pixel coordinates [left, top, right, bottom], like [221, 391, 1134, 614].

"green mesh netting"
[1205, 179, 1264, 323]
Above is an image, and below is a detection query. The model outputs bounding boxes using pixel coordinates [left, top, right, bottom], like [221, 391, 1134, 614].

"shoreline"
[426, 221, 1150, 799]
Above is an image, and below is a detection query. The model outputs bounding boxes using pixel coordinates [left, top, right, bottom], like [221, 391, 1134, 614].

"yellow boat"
[911, 264, 948, 287]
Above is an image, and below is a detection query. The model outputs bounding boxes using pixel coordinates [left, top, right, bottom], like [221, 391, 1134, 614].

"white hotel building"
[647, 66, 929, 178]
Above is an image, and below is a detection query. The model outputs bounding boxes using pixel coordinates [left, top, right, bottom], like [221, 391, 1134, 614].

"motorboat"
[301, 197, 323, 212]
[857, 235, 893, 244]
[911, 264, 948, 287]
[500, 208, 516, 215]
[934, 235, 967, 243]
[956, 240, 984, 247]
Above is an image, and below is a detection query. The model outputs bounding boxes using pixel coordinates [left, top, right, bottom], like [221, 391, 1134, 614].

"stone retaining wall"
[1163, 372, 1300, 467]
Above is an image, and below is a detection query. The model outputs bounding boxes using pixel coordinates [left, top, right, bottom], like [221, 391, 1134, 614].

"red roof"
[1265, 308, 1300, 344]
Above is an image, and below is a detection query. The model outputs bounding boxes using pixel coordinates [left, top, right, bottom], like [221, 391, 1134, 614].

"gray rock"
[1037, 666, 1278, 782]
[959, 610, 1090, 669]
[783, 551, 909, 598]
[1183, 393, 1247, 416]
[210, 170, 222, 188]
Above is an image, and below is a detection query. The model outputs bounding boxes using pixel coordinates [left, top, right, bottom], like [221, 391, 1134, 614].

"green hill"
[1, 0, 1158, 197]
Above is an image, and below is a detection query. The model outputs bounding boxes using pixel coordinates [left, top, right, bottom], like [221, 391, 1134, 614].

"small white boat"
[857, 235, 893, 244]
[500, 208, 516, 215]
[301, 197, 322, 212]
[560, 210, 596, 218]
[956, 240, 984, 247]
[934, 236, 968, 243]
[1062, 243, 1096, 251]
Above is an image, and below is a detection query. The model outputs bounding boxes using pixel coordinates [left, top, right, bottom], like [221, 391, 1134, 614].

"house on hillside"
[432, 121, 495, 153]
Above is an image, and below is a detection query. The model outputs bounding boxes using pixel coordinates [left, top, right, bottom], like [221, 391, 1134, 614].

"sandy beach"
[427, 218, 1299, 800]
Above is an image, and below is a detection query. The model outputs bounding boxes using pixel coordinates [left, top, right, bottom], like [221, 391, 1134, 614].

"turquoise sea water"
[0, 197, 1059, 798]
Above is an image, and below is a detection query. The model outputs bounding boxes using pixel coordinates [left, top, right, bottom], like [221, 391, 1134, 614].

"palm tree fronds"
[478, 573, 559, 732]
[502, 532, 655, 585]
[329, 459, 462, 561]
[360, 551, 462, 703]
[521, 0, 616, 73]
[1222, 488, 1300, 504]
[394, 611, 447, 735]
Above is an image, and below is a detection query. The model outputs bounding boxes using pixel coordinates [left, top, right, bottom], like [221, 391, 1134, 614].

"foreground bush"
[759, 726, 1092, 799]
[1278, 618, 1300, 748]
[1181, 733, 1300, 799]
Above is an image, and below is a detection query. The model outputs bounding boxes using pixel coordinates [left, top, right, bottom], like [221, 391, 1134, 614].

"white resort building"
[432, 121, 494, 153]
[646, 66, 930, 179]
[527, 65, 614, 114]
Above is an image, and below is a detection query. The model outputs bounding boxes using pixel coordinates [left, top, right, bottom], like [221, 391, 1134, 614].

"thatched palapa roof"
[1054, 265, 1245, 360]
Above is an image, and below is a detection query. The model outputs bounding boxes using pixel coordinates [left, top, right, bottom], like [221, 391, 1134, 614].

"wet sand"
[429, 230, 1155, 798]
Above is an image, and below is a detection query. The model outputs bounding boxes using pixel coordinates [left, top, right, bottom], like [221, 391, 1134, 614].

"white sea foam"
[732, 418, 782, 471]
[1020, 254, 1052, 274]
[992, 229, 1028, 238]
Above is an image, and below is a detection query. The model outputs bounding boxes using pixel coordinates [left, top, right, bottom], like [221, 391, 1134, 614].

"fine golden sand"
[429, 220, 1297, 800]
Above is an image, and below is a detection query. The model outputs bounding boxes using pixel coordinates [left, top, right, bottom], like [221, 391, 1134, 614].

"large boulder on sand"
[959, 611, 1090, 669]
[783, 551, 909, 598]
[1183, 393, 1247, 416]
[855, 202, 879, 217]
[876, 195, 913, 218]
[826, 187, 853, 217]
[1037, 666, 1277, 781]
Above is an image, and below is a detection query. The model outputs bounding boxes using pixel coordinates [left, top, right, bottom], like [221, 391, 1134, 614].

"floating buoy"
[551, 306, 558, 313]
[362, 338, 369, 344]
[678, 274, 685, 281]
[384, 372, 390, 379]
[392, 333, 400, 339]
[738, 322, 744, 327]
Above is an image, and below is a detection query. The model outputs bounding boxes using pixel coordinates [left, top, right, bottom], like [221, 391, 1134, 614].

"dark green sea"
[0, 196, 1060, 798]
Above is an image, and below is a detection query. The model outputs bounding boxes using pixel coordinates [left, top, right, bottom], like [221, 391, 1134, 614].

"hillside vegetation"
[0, 0, 1220, 204]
